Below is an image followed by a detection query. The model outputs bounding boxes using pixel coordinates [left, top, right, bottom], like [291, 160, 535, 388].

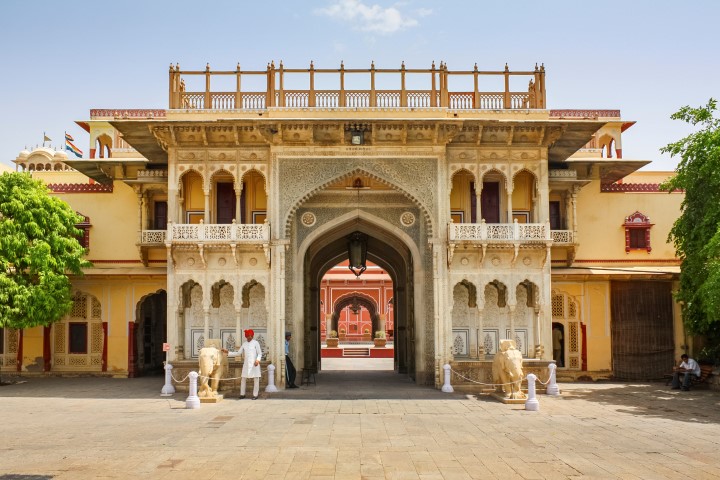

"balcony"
[169, 62, 546, 110]
[167, 222, 269, 243]
[449, 221, 551, 243]
[447, 221, 577, 267]
[137, 222, 270, 267]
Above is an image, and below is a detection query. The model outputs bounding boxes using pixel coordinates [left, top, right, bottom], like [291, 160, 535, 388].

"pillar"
[234, 182, 243, 223]
[506, 181, 513, 223]
[203, 189, 210, 223]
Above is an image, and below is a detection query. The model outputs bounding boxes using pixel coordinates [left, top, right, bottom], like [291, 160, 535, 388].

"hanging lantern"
[347, 231, 368, 277]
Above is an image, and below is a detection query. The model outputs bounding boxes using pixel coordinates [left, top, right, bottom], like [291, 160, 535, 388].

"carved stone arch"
[210, 167, 236, 185]
[449, 166, 477, 191]
[480, 167, 508, 188]
[485, 279, 508, 308]
[284, 166, 434, 238]
[241, 279, 260, 308]
[456, 279, 477, 308]
[517, 279, 538, 308]
[511, 167, 539, 194]
[210, 279, 234, 308]
[239, 166, 268, 193]
[178, 279, 202, 309]
[177, 168, 205, 192]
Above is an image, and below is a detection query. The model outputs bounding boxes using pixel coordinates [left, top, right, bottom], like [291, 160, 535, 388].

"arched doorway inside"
[133, 290, 167, 376]
[303, 218, 416, 379]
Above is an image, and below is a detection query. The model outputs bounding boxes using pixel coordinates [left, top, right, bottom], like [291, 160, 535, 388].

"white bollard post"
[186, 371, 201, 409]
[546, 362, 560, 396]
[525, 373, 540, 411]
[441, 364, 454, 393]
[265, 364, 278, 393]
[160, 363, 175, 396]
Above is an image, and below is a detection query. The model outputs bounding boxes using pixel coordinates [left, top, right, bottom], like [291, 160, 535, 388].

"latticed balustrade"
[449, 222, 551, 242]
[169, 62, 546, 110]
[165, 223, 270, 243]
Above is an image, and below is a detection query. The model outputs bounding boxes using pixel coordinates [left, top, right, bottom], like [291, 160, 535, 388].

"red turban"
[244, 329, 254, 338]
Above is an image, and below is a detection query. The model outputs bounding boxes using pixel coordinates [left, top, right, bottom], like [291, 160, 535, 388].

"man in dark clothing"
[285, 332, 299, 388]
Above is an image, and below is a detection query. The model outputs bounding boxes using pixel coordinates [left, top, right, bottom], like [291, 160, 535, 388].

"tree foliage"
[660, 99, 720, 337]
[0, 172, 90, 329]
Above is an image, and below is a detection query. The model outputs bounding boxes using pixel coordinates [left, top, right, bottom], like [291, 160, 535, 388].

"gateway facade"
[3, 63, 684, 386]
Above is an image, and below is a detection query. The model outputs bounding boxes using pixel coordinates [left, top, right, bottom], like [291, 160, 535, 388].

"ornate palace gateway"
[6, 62, 683, 388]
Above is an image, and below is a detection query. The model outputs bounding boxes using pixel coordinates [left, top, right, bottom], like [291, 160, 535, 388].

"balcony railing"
[550, 230, 575, 244]
[140, 230, 166, 244]
[167, 222, 269, 243]
[449, 221, 550, 242]
[139, 222, 270, 246]
[169, 62, 547, 110]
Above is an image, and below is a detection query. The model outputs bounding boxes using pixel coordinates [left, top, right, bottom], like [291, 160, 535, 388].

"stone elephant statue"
[492, 339, 526, 399]
[198, 345, 228, 398]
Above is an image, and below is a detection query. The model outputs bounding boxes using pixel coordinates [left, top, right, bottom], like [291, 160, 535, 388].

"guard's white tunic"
[235, 339, 262, 378]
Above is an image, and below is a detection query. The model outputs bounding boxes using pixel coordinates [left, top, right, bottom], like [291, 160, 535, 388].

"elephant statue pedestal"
[198, 339, 228, 403]
[491, 339, 527, 404]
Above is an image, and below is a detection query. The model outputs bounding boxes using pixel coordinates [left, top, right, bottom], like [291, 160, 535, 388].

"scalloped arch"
[240, 168, 268, 194]
[284, 168, 433, 237]
[177, 168, 205, 191]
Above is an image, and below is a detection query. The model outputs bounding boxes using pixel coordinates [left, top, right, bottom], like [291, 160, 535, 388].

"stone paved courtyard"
[1, 367, 719, 479]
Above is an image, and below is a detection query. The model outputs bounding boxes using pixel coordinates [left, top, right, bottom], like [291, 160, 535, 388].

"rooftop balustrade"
[169, 62, 546, 111]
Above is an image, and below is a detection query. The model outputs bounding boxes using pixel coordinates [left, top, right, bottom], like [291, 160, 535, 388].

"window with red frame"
[623, 212, 653, 253]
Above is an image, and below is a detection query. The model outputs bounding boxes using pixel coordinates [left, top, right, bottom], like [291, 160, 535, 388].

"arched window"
[623, 211, 653, 253]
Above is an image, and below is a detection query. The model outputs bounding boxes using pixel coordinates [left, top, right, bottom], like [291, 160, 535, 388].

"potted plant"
[326, 330, 339, 348]
[373, 330, 387, 348]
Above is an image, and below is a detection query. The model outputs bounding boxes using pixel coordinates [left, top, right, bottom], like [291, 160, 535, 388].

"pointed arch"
[284, 167, 434, 237]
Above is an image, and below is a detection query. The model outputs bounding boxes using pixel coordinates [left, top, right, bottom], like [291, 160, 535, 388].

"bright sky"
[1, 0, 717, 171]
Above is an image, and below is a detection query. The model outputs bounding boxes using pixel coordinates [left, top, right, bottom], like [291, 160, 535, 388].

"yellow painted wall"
[20, 326, 44, 372]
[243, 170, 267, 223]
[511, 171, 533, 211]
[574, 179, 682, 262]
[71, 276, 166, 375]
[51, 181, 140, 262]
[450, 170, 473, 220]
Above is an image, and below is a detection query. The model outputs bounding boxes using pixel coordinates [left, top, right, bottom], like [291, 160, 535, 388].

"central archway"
[300, 212, 423, 380]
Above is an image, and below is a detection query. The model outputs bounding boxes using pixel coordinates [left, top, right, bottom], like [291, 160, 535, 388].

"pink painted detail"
[90, 109, 166, 119]
[549, 109, 621, 118]
[47, 183, 114, 193]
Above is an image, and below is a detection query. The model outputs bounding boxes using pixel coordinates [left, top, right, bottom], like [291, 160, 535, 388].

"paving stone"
[1, 374, 720, 478]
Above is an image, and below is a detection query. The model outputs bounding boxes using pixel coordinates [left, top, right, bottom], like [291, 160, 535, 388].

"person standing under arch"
[285, 332, 299, 388]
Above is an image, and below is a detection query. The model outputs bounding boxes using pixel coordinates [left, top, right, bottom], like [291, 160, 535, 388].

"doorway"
[134, 290, 167, 376]
[303, 219, 417, 380]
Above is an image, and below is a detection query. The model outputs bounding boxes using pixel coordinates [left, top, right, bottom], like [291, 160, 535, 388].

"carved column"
[203, 189, 210, 223]
[234, 181, 243, 223]
[235, 308, 242, 347]
[203, 309, 210, 344]
[325, 313, 332, 337]
[571, 185, 579, 237]
[506, 180, 514, 223]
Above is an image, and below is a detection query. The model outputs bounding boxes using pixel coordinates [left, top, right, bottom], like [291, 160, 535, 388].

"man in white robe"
[230, 329, 263, 399]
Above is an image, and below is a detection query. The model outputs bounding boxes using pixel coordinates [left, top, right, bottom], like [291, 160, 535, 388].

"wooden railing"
[169, 62, 546, 110]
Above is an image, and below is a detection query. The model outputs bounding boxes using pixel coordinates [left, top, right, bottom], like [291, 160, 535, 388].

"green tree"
[660, 99, 720, 344]
[0, 172, 90, 329]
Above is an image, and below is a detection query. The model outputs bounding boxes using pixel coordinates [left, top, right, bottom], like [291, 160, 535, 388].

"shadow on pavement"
[0, 370, 466, 401]
[559, 381, 720, 424]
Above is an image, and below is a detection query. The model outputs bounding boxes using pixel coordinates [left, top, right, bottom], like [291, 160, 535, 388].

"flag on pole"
[43, 132, 52, 145]
[65, 132, 83, 158]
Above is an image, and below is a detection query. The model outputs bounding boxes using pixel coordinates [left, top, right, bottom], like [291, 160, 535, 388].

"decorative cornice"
[47, 183, 114, 193]
[549, 109, 621, 119]
[601, 183, 683, 193]
[90, 109, 166, 119]
[553, 258, 680, 264]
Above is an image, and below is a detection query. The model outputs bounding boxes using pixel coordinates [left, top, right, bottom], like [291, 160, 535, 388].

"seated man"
[671, 354, 701, 391]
